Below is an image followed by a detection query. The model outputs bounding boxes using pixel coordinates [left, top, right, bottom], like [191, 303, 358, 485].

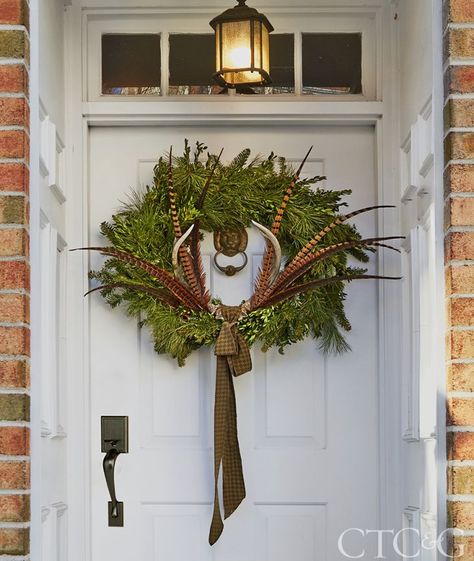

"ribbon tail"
[209, 356, 246, 545]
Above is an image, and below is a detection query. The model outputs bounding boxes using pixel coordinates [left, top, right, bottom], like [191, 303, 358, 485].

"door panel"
[89, 126, 379, 560]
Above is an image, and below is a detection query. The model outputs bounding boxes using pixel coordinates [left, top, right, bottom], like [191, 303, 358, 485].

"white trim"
[432, 0, 448, 553]
[29, 1, 42, 560]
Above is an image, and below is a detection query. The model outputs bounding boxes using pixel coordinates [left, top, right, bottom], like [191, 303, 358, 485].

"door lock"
[101, 416, 128, 527]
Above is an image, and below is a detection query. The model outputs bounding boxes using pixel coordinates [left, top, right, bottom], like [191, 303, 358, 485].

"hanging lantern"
[210, 0, 274, 88]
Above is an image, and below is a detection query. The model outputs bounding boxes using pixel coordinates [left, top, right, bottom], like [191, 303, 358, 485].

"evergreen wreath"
[81, 140, 401, 366]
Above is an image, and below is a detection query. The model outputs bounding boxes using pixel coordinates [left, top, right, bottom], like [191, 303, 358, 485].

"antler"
[251, 220, 282, 283]
[251, 147, 313, 307]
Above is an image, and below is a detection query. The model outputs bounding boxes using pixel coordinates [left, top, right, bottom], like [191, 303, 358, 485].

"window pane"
[249, 34, 295, 95]
[102, 34, 161, 96]
[302, 33, 362, 95]
[169, 34, 223, 95]
[168, 33, 294, 96]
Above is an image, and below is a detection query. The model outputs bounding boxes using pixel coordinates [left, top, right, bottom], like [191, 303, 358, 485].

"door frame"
[63, 3, 404, 560]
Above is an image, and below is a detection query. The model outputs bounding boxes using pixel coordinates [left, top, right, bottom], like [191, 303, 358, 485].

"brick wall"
[444, 0, 474, 557]
[0, 0, 30, 557]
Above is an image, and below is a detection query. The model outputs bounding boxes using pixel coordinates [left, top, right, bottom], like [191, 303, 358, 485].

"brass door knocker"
[213, 228, 248, 276]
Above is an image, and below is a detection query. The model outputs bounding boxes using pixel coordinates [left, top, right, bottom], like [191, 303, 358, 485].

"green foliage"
[90, 140, 369, 364]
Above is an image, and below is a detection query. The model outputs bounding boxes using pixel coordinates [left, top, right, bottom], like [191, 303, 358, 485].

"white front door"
[88, 125, 381, 560]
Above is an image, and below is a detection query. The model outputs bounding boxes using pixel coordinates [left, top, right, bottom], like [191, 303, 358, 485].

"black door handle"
[101, 416, 128, 527]
[103, 441, 121, 519]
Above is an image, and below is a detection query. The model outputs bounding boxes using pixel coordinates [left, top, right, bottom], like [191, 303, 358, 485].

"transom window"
[100, 32, 362, 97]
[87, 12, 376, 101]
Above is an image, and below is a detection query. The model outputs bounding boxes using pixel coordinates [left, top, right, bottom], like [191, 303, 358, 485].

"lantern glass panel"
[217, 19, 269, 85]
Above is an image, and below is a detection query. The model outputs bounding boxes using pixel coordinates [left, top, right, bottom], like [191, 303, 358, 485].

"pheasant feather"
[252, 146, 313, 306]
[166, 148, 203, 301]
[261, 274, 402, 308]
[265, 236, 403, 300]
[75, 246, 204, 310]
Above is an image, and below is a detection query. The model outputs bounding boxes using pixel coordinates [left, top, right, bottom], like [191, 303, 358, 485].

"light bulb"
[228, 46, 251, 68]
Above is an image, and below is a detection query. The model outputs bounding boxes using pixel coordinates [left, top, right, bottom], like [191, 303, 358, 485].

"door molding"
[64, 3, 403, 561]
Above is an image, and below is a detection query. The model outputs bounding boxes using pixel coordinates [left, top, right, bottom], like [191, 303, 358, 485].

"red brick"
[446, 198, 474, 228]
[445, 164, 474, 196]
[0, 261, 29, 290]
[449, 466, 474, 494]
[0, 294, 28, 323]
[0, 0, 28, 27]
[0, 65, 27, 95]
[0, 130, 27, 159]
[0, 163, 26, 192]
[446, 232, 474, 261]
[451, 331, 474, 360]
[0, 427, 28, 456]
[445, 66, 474, 96]
[449, 501, 474, 530]
[446, 0, 474, 23]
[448, 397, 474, 425]
[448, 362, 474, 392]
[0, 461, 29, 489]
[451, 298, 474, 326]
[0, 528, 28, 555]
[448, 432, 474, 460]
[0, 327, 29, 355]
[447, 265, 474, 294]
[0, 360, 29, 388]
[452, 536, 474, 561]
[0, 495, 29, 522]
[0, 228, 27, 257]
[0, 98, 27, 128]
[445, 99, 474, 128]
[445, 28, 474, 59]
[445, 132, 474, 161]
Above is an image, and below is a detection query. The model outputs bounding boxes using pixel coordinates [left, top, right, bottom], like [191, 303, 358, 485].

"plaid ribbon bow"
[209, 305, 252, 545]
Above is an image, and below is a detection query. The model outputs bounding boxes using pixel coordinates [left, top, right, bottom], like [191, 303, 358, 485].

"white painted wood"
[88, 125, 383, 560]
[63, 3, 406, 560]
[33, 4, 71, 560]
